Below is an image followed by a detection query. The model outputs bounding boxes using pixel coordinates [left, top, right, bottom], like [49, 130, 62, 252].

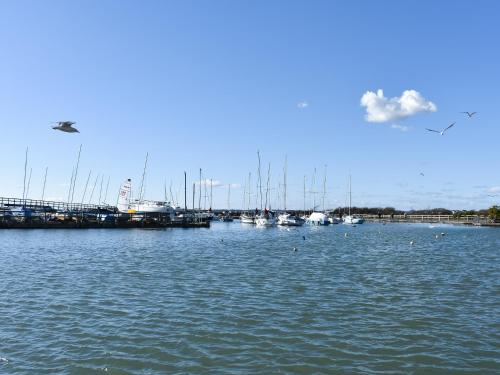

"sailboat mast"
[198, 168, 202, 210]
[139, 153, 148, 201]
[265, 163, 271, 209]
[210, 178, 213, 210]
[349, 174, 352, 216]
[70, 144, 82, 204]
[22, 147, 28, 203]
[228, 183, 231, 211]
[184, 171, 187, 212]
[303, 175, 306, 214]
[41, 166, 48, 201]
[248, 172, 251, 211]
[257, 151, 263, 210]
[283, 155, 287, 212]
[322, 164, 327, 212]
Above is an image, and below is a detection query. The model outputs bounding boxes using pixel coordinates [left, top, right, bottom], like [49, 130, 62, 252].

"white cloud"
[391, 124, 411, 132]
[297, 101, 308, 109]
[195, 179, 222, 187]
[488, 186, 500, 193]
[361, 89, 437, 123]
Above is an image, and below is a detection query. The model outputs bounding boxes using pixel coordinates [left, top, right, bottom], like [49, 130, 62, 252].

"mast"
[265, 163, 271, 209]
[311, 168, 317, 211]
[283, 155, 287, 212]
[349, 174, 352, 216]
[257, 151, 263, 210]
[97, 174, 104, 205]
[210, 178, 213, 210]
[198, 168, 202, 210]
[103, 176, 110, 205]
[67, 167, 75, 204]
[22, 147, 28, 203]
[41, 167, 48, 201]
[247, 172, 251, 212]
[139, 152, 148, 201]
[303, 175, 306, 215]
[88, 174, 99, 204]
[227, 183, 231, 211]
[322, 164, 327, 212]
[81, 170, 92, 205]
[26, 168, 32, 200]
[184, 171, 187, 212]
[192, 182, 195, 211]
[70, 144, 82, 204]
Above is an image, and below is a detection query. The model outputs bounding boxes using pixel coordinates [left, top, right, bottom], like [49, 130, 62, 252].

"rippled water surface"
[0, 223, 499, 374]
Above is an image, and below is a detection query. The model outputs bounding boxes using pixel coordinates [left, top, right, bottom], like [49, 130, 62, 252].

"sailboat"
[240, 172, 255, 224]
[305, 167, 329, 225]
[116, 154, 175, 218]
[117, 178, 175, 217]
[277, 156, 304, 226]
[221, 184, 233, 222]
[343, 174, 364, 225]
[254, 153, 276, 227]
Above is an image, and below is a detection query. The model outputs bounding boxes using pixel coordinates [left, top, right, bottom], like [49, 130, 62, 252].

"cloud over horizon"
[361, 89, 437, 123]
[391, 124, 411, 132]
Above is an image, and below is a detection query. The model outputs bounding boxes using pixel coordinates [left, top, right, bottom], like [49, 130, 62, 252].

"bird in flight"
[419, 172, 425, 176]
[51, 121, 79, 133]
[425, 122, 455, 135]
[461, 111, 477, 118]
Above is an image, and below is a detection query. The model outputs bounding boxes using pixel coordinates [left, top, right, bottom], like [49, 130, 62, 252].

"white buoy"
[435, 234, 439, 239]
[345, 233, 349, 237]
[410, 240, 415, 245]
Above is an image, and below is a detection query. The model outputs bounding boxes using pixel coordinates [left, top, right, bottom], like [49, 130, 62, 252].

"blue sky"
[0, 0, 499, 210]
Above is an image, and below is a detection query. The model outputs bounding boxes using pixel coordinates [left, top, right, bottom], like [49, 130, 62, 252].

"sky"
[0, 0, 499, 210]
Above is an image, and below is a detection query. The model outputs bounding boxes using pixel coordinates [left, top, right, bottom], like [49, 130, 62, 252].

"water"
[0, 223, 499, 374]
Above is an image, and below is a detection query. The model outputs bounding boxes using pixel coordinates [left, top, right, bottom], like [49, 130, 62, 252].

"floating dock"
[0, 197, 210, 229]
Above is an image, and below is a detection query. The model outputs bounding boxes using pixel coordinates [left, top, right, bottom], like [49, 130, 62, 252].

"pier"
[0, 197, 210, 229]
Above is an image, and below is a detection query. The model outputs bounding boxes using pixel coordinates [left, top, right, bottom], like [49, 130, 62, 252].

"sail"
[117, 179, 132, 213]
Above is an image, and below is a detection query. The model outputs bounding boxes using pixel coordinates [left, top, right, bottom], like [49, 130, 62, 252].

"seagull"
[461, 111, 477, 118]
[425, 122, 455, 135]
[420, 172, 425, 176]
[410, 240, 414, 245]
[51, 121, 79, 133]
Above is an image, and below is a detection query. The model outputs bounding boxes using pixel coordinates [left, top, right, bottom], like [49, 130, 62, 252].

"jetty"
[0, 197, 210, 229]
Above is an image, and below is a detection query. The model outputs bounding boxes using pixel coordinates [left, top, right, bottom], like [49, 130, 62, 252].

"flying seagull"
[425, 122, 455, 135]
[420, 172, 425, 176]
[461, 111, 477, 118]
[51, 121, 79, 133]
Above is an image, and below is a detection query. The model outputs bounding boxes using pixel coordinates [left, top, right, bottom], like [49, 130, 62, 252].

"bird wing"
[443, 122, 455, 132]
[425, 128, 440, 133]
[471, 112, 477, 116]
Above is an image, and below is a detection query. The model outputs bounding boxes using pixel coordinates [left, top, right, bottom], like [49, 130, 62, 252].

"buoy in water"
[410, 240, 415, 245]
[293, 247, 297, 252]
[344, 233, 349, 237]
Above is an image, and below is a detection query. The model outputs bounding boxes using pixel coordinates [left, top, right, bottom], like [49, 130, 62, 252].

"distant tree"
[488, 206, 500, 222]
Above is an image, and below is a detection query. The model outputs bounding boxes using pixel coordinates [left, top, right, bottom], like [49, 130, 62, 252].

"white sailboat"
[117, 178, 175, 217]
[277, 156, 304, 226]
[343, 174, 364, 225]
[255, 152, 276, 227]
[240, 172, 255, 224]
[116, 155, 175, 218]
[305, 167, 329, 225]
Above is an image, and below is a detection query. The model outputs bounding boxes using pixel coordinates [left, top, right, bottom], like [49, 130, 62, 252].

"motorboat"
[306, 211, 330, 225]
[277, 212, 305, 226]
